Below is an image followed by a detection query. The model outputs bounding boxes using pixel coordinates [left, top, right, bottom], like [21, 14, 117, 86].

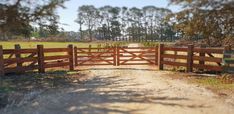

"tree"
[119, 7, 128, 41]
[77, 5, 99, 41]
[99, 6, 113, 40]
[76, 5, 174, 42]
[0, 0, 67, 40]
[75, 12, 85, 40]
[169, 0, 234, 46]
[129, 7, 143, 42]
[108, 7, 121, 41]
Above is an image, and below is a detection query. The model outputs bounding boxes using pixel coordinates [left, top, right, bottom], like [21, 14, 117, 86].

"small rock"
[218, 93, 228, 97]
[73, 80, 78, 83]
[32, 101, 39, 107]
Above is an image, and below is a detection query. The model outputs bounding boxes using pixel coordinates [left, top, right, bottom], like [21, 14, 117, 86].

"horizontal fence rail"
[158, 44, 231, 72]
[0, 44, 74, 76]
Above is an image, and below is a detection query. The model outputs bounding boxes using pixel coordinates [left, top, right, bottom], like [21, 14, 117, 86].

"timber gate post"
[88, 45, 91, 56]
[37, 45, 45, 73]
[113, 46, 117, 66]
[158, 44, 164, 70]
[199, 44, 206, 71]
[155, 45, 158, 65]
[74, 46, 78, 66]
[68, 44, 74, 71]
[15, 44, 23, 73]
[116, 46, 120, 66]
[187, 44, 194, 72]
[0, 45, 4, 76]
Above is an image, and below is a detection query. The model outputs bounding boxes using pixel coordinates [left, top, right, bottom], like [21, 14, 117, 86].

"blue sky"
[57, 0, 181, 32]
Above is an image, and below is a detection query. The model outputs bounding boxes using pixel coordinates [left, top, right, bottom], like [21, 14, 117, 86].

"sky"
[57, 0, 182, 32]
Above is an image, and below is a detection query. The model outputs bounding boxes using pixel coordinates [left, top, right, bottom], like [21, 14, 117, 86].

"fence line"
[0, 44, 233, 76]
[158, 44, 230, 72]
[0, 44, 74, 76]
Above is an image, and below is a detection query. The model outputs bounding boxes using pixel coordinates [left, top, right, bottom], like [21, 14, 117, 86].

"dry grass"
[166, 72, 234, 96]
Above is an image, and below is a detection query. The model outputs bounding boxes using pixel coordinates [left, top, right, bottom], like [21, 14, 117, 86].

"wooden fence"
[158, 44, 230, 72]
[0, 44, 74, 76]
[0, 44, 233, 76]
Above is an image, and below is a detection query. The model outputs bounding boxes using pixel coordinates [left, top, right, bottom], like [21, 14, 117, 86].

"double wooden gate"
[74, 47, 158, 66]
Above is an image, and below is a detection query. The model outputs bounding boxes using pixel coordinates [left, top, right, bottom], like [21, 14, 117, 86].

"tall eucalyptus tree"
[77, 5, 99, 41]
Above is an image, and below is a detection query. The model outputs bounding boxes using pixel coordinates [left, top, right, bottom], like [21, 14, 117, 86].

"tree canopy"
[169, 0, 234, 46]
[0, 0, 68, 40]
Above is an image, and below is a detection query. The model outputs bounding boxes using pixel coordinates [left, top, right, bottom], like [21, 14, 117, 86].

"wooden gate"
[74, 47, 116, 66]
[117, 47, 158, 65]
[74, 47, 158, 66]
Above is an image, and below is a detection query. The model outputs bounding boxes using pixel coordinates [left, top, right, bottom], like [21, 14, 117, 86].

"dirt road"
[1, 44, 234, 114]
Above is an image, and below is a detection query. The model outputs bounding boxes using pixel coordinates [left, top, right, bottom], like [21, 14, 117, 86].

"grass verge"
[166, 72, 234, 96]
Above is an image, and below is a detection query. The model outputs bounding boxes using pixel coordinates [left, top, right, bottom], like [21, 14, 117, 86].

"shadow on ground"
[0, 70, 87, 109]
[1, 68, 211, 114]
[28, 71, 210, 114]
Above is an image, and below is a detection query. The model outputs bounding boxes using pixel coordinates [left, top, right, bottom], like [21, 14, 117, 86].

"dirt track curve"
[1, 44, 234, 114]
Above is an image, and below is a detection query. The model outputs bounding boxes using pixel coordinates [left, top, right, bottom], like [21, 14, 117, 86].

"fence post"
[155, 46, 158, 65]
[158, 44, 164, 70]
[199, 45, 206, 71]
[74, 46, 78, 66]
[37, 45, 45, 73]
[68, 44, 74, 71]
[15, 44, 23, 73]
[88, 45, 91, 56]
[0, 45, 4, 76]
[117, 46, 120, 66]
[113, 46, 117, 66]
[174, 49, 177, 70]
[187, 44, 194, 72]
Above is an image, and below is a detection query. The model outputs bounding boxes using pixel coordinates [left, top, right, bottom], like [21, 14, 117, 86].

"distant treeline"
[76, 5, 178, 42]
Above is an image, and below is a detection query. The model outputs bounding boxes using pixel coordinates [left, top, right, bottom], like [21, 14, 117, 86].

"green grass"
[0, 41, 130, 57]
[0, 41, 100, 49]
[0, 41, 130, 49]
[224, 58, 234, 61]
[141, 41, 176, 47]
[195, 77, 234, 90]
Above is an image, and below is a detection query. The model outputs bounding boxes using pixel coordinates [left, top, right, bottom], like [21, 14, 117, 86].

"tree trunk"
[79, 23, 83, 41]
[89, 29, 92, 41]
